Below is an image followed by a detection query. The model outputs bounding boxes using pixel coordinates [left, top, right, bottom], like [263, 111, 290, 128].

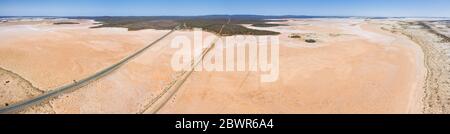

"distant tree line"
[73, 15, 290, 36]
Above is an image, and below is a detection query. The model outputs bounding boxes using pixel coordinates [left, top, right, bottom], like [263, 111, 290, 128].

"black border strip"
[1, 114, 449, 132]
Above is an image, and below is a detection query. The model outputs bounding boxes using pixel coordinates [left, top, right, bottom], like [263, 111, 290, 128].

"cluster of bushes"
[53, 22, 80, 25]
[289, 34, 317, 43]
[289, 34, 302, 38]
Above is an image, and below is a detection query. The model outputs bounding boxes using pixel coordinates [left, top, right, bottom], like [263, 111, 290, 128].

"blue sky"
[0, 0, 449, 17]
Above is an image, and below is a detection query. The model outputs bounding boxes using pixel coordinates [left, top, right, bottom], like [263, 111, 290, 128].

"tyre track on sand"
[140, 18, 231, 114]
[0, 27, 178, 114]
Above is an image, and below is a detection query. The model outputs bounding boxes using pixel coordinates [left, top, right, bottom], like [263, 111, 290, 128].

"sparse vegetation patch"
[53, 22, 80, 25]
[76, 16, 283, 35]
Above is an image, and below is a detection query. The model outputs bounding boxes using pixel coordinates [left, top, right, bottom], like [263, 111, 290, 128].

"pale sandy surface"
[157, 19, 426, 114]
[48, 31, 216, 113]
[0, 19, 168, 91]
[0, 19, 172, 113]
[0, 67, 42, 107]
[0, 18, 428, 113]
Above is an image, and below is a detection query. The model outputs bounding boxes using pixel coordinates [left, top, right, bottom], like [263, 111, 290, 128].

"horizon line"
[1, 14, 449, 18]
